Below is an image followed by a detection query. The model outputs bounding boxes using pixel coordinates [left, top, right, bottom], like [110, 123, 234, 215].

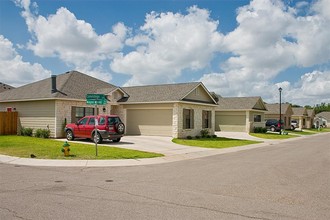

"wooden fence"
[0, 112, 18, 135]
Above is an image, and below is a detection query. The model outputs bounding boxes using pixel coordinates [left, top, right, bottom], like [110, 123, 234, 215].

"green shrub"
[212, 134, 217, 138]
[206, 135, 211, 138]
[200, 129, 209, 138]
[195, 135, 200, 139]
[35, 129, 51, 138]
[253, 127, 267, 133]
[187, 136, 193, 139]
[20, 127, 33, 136]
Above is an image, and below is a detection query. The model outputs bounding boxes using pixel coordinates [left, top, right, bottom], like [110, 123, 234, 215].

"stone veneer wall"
[110, 105, 126, 124]
[173, 103, 215, 138]
[55, 100, 94, 138]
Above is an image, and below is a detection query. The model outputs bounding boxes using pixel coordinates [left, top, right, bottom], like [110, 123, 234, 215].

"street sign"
[86, 94, 107, 105]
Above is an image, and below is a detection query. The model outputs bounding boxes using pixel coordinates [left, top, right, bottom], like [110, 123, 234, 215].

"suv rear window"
[108, 117, 121, 125]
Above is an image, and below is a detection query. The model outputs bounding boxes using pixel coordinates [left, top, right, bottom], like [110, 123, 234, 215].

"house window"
[254, 114, 261, 122]
[183, 109, 194, 129]
[202, 111, 211, 128]
[72, 107, 95, 122]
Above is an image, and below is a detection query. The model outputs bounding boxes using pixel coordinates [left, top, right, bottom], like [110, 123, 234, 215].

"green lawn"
[172, 137, 261, 149]
[288, 130, 316, 135]
[250, 133, 297, 139]
[0, 136, 163, 160]
[309, 128, 330, 133]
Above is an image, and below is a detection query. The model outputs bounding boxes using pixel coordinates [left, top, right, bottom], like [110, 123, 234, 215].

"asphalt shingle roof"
[121, 82, 202, 103]
[265, 103, 291, 114]
[292, 107, 307, 116]
[0, 71, 214, 105]
[316, 111, 330, 120]
[0, 71, 117, 101]
[0, 82, 14, 93]
[217, 97, 266, 110]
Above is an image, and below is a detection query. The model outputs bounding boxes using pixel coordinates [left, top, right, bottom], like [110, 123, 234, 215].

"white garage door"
[126, 109, 173, 136]
[215, 112, 246, 132]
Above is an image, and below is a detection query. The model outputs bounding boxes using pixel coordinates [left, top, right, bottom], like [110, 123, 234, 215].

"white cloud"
[11, 0, 330, 106]
[200, 0, 330, 106]
[111, 6, 223, 86]
[14, 0, 128, 77]
[0, 35, 51, 87]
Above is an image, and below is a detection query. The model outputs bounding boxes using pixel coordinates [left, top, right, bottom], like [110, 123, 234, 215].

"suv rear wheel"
[115, 123, 125, 134]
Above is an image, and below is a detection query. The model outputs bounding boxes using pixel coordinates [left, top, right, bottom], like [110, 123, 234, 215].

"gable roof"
[217, 97, 267, 111]
[292, 107, 308, 116]
[265, 103, 292, 115]
[316, 111, 330, 120]
[0, 82, 14, 93]
[307, 109, 315, 117]
[0, 71, 116, 102]
[120, 82, 217, 104]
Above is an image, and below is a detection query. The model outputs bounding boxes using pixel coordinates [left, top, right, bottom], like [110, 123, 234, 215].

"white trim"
[179, 82, 218, 105]
[216, 109, 267, 112]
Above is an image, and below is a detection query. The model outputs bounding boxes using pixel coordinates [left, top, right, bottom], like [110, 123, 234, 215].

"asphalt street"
[1, 133, 329, 220]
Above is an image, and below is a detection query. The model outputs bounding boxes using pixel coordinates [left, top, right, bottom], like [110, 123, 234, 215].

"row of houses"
[0, 71, 328, 138]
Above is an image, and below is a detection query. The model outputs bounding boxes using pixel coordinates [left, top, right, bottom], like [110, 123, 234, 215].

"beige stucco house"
[265, 103, 293, 130]
[0, 71, 218, 138]
[292, 107, 308, 129]
[215, 97, 268, 132]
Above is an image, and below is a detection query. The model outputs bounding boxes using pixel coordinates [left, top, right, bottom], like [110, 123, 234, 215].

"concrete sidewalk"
[0, 132, 309, 167]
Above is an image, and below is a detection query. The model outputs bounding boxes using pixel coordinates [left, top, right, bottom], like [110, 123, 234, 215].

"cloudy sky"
[1, 0, 329, 106]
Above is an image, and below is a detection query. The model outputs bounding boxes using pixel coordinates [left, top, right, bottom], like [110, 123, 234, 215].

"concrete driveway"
[64, 135, 217, 156]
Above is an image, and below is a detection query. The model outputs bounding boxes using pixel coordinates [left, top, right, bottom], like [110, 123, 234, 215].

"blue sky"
[1, 0, 329, 106]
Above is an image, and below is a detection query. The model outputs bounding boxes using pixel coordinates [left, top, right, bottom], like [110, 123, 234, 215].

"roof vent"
[51, 75, 57, 93]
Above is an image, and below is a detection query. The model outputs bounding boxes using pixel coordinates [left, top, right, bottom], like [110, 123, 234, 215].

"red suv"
[65, 115, 125, 144]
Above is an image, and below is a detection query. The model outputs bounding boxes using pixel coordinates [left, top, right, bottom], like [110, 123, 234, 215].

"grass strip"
[0, 135, 163, 160]
[172, 137, 261, 149]
[250, 133, 296, 139]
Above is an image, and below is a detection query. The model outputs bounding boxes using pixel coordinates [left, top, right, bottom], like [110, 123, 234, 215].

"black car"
[265, 119, 282, 132]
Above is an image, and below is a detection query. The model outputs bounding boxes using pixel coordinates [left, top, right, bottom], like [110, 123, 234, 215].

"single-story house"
[0, 71, 218, 138]
[215, 97, 268, 132]
[292, 107, 308, 129]
[265, 103, 293, 130]
[315, 112, 330, 128]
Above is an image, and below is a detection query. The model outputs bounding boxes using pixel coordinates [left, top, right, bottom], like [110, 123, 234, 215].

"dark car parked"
[65, 115, 125, 144]
[265, 119, 282, 132]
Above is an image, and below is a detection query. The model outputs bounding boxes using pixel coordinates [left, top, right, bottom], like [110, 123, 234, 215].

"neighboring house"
[292, 107, 308, 129]
[265, 103, 293, 130]
[0, 71, 218, 138]
[0, 82, 14, 93]
[215, 97, 268, 132]
[306, 109, 315, 129]
[315, 112, 330, 128]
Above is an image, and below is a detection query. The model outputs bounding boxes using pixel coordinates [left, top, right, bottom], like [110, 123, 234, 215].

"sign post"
[86, 94, 107, 156]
